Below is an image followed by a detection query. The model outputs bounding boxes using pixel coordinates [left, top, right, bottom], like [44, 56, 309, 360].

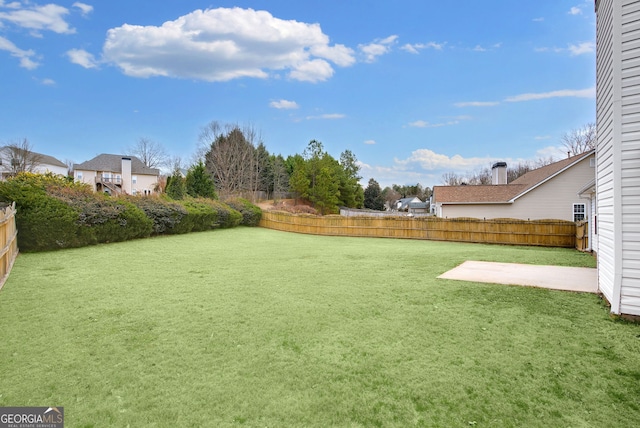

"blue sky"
[1, 0, 595, 188]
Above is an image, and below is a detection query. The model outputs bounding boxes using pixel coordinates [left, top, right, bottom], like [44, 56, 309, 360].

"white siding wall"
[620, 0, 640, 314]
[597, 0, 619, 309]
[34, 164, 67, 176]
[596, 0, 640, 315]
[440, 156, 595, 221]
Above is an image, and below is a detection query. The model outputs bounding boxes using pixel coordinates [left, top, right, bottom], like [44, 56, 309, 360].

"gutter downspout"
[578, 192, 593, 252]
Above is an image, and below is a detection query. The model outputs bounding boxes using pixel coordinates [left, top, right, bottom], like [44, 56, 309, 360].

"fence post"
[0, 202, 19, 291]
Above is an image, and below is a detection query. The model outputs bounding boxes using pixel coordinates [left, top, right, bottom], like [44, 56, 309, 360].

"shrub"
[124, 196, 188, 235]
[196, 199, 242, 228]
[50, 188, 152, 243]
[225, 198, 262, 226]
[15, 193, 89, 251]
[0, 174, 87, 251]
[0, 173, 246, 252]
[180, 199, 219, 232]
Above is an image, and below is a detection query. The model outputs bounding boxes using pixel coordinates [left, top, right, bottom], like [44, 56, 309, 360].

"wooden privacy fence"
[0, 202, 18, 290]
[575, 221, 589, 251]
[260, 211, 577, 247]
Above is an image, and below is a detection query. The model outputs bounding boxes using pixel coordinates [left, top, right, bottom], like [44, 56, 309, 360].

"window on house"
[76, 171, 83, 180]
[573, 203, 586, 222]
[132, 175, 137, 184]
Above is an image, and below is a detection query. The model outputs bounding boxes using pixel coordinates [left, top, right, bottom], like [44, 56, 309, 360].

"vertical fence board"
[259, 211, 577, 248]
[0, 202, 18, 291]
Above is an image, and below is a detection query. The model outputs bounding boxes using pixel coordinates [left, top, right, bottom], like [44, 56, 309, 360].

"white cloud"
[40, 78, 55, 85]
[533, 17, 544, 22]
[395, 149, 496, 171]
[408, 120, 429, 128]
[472, 43, 501, 52]
[364, 140, 376, 145]
[358, 35, 398, 63]
[569, 6, 582, 15]
[536, 145, 567, 160]
[536, 42, 594, 56]
[269, 99, 299, 109]
[534, 135, 552, 140]
[456, 88, 594, 108]
[0, 3, 75, 34]
[99, 7, 355, 83]
[568, 42, 595, 56]
[454, 101, 500, 107]
[289, 58, 334, 82]
[504, 87, 595, 102]
[0, 35, 39, 69]
[408, 119, 460, 128]
[66, 48, 98, 68]
[72, 2, 93, 16]
[400, 41, 444, 54]
[306, 113, 345, 120]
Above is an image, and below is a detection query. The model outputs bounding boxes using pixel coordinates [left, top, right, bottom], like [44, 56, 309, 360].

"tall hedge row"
[0, 173, 261, 252]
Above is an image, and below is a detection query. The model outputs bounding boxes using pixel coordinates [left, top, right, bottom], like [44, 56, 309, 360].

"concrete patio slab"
[438, 261, 598, 293]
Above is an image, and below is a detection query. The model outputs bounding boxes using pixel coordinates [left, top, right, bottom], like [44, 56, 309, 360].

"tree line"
[142, 121, 364, 214]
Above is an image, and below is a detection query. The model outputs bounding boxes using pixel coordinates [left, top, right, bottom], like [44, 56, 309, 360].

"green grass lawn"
[0, 228, 638, 427]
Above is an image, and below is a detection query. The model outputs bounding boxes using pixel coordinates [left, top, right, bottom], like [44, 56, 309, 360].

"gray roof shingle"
[73, 154, 160, 176]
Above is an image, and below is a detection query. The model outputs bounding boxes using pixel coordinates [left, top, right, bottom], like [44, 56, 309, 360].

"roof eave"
[510, 150, 595, 201]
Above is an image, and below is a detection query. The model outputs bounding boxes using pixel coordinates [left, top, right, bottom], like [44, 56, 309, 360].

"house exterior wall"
[33, 164, 67, 176]
[439, 155, 596, 222]
[74, 168, 157, 195]
[596, 0, 640, 316]
[75, 169, 98, 191]
[132, 174, 158, 195]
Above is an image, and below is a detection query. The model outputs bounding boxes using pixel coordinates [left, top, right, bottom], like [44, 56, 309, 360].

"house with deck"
[594, 0, 640, 317]
[73, 154, 159, 196]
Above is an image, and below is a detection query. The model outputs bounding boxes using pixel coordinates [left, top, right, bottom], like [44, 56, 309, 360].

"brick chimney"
[491, 161, 507, 185]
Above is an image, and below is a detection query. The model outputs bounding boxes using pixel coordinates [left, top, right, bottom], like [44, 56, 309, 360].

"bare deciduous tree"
[65, 159, 75, 177]
[200, 121, 265, 200]
[127, 138, 168, 169]
[561, 122, 596, 156]
[4, 138, 42, 175]
[441, 171, 463, 186]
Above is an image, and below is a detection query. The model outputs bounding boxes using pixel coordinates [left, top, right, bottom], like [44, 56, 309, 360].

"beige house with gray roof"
[73, 154, 159, 196]
[432, 150, 596, 225]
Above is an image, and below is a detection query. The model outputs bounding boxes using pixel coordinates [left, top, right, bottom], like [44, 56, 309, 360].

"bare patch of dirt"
[256, 199, 318, 215]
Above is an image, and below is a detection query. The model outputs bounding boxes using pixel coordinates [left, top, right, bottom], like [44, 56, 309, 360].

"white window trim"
[573, 203, 586, 222]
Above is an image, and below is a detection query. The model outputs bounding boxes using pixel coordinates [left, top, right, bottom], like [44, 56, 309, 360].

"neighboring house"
[73, 154, 160, 196]
[393, 197, 430, 215]
[0, 146, 67, 179]
[432, 150, 596, 228]
[595, 0, 640, 317]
